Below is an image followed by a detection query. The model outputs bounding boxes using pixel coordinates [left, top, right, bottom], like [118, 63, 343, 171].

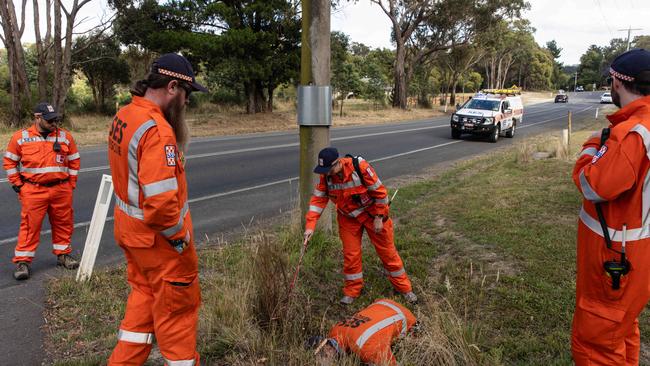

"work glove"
[373, 216, 384, 234]
[11, 184, 21, 193]
[304, 229, 314, 242]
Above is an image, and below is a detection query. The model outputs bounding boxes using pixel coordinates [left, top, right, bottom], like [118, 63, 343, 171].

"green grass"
[46, 118, 646, 365]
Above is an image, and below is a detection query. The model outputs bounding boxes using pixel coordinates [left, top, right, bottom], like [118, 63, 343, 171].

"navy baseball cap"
[610, 48, 650, 83]
[34, 102, 60, 121]
[151, 53, 208, 92]
[314, 147, 339, 174]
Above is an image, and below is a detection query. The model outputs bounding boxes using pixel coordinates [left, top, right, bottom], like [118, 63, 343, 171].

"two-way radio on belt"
[594, 127, 630, 290]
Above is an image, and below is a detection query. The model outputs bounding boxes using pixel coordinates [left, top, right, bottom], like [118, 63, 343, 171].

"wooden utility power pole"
[299, 0, 332, 230]
[617, 26, 643, 51]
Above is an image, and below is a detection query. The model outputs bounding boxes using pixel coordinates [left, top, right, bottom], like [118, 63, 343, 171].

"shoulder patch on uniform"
[592, 145, 608, 164]
[165, 145, 176, 166]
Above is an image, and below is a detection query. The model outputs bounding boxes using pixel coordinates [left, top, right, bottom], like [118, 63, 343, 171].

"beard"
[611, 87, 621, 108]
[164, 94, 189, 153]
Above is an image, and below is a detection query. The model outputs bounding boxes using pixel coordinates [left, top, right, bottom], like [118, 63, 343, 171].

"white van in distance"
[450, 91, 524, 143]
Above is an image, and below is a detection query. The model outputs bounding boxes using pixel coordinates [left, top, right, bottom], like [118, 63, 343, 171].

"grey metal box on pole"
[297, 85, 332, 126]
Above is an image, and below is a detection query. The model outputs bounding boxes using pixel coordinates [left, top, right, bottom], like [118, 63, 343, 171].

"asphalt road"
[0, 91, 605, 364]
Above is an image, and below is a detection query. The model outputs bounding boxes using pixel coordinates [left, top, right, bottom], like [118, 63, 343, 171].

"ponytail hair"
[130, 73, 186, 97]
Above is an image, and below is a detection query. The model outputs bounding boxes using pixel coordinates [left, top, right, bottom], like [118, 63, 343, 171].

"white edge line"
[0, 104, 594, 245]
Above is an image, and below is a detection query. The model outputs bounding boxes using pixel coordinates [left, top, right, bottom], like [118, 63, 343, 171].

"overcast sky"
[20, 0, 650, 66]
[331, 0, 649, 65]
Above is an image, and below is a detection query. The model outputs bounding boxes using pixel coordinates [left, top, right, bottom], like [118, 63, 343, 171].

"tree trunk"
[33, 0, 50, 102]
[245, 82, 255, 114]
[266, 85, 274, 113]
[0, 0, 30, 126]
[393, 41, 407, 109]
[52, 0, 63, 112]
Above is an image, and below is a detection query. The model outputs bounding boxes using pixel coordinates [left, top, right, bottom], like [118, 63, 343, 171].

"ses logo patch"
[165, 145, 176, 166]
[592, 145, 608, 164]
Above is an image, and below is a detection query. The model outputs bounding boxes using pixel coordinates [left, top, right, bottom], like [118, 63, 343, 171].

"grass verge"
[44, 113, 623, 366]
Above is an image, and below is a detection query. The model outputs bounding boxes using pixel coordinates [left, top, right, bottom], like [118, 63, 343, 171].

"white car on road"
[600, 92, 613, 104]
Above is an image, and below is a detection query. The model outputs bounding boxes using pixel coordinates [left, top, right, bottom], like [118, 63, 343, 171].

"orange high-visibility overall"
[328, 298, 417, 365]
[572, 95, 650, 365]
[3, 125, 80, 263]
[107, 96, 200, 366]
[306, 157, 412, 297]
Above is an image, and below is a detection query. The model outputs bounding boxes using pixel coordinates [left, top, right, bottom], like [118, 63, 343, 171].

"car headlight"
[483, 117, 494, 124]
[452, 114, 459, 122]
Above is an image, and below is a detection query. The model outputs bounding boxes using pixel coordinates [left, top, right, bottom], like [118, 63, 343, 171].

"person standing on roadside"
[3, 102, 80, 280]
[304, 147, 417, 306]
[572, 49, 650, 365]
[107, 53, 208, 366]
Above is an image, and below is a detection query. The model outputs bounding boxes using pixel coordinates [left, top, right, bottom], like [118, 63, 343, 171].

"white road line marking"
[1, 104, 589, 183]
[0, 104, 595, 244]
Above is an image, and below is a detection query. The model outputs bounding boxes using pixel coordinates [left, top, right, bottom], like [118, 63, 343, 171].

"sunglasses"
[606, 76, 614, 85]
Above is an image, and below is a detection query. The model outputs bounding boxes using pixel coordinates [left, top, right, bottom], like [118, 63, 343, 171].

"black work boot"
[13, 262, 30, 280]
[57, 254, 79, 270]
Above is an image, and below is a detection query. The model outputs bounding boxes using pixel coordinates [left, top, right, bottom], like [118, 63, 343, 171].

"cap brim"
[313, 165, 331, 174]
[42, 112, 60, 121]
[191, 81, 208, 93]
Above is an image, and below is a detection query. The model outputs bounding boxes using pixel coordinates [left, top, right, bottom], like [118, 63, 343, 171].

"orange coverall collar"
[607, 95, 650, 126]
[131, 95, 164, 115]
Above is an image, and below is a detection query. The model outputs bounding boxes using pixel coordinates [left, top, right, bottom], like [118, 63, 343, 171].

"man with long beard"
[572, 48, 650, 365]
[107, 53, 207, 366]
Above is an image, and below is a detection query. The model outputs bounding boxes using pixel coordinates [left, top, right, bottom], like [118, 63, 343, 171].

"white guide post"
[76, 174, 114, 282]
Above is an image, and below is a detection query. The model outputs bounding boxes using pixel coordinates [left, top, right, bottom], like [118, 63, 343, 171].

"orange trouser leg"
[338, 214, 364, 297]
[109, 235, 201, 365]
[47, 182, 73, 256]
[625, 319, 640, 366]
[108, 256, 155, 365]
[572, 224, 650, 366]
[363, 218, 412, 293]
[13, 184, 49, 263]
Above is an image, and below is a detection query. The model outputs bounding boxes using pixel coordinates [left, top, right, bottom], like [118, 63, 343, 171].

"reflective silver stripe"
[366, 167, 374, 177]
[22, 130, 28, 139]
[309, 205, 324, 214]
[374, 197, 389, 205]
[46, 135, 69, 144]
[69, 169, 78, 176]
[387, 268, 405, 277]
[164, 359, 195, 366]
[579, 206, 650, 241]
[6, 168, 18, 176]
[4, 151, 20, 161]
[53, 244, 69, 251]
[579, 147, 598, 158]
[15, 250, 35, 257]
[327, 172, 364, 191]
[344, 272, 363, 280]
[67, 152, 80, 161]
[313, 189, 327, 197]
[347, 207, 365, 218]
[161, 202, 190, 238]
[21, 166, 69, 174]
[118, 329, 154, 344]
[128, 119, 157, 207]
[642, 173, 650, 227]
[115, 195, 144, 220]
[631, 124, 650, 159]
[142, 177, 178, 198]
[355, 314, 405, 349]
[579, 170, 605, 203]
[375, 300, 408, 336]
[631, 124, 650, 227]
[367, 179, 382, 191]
